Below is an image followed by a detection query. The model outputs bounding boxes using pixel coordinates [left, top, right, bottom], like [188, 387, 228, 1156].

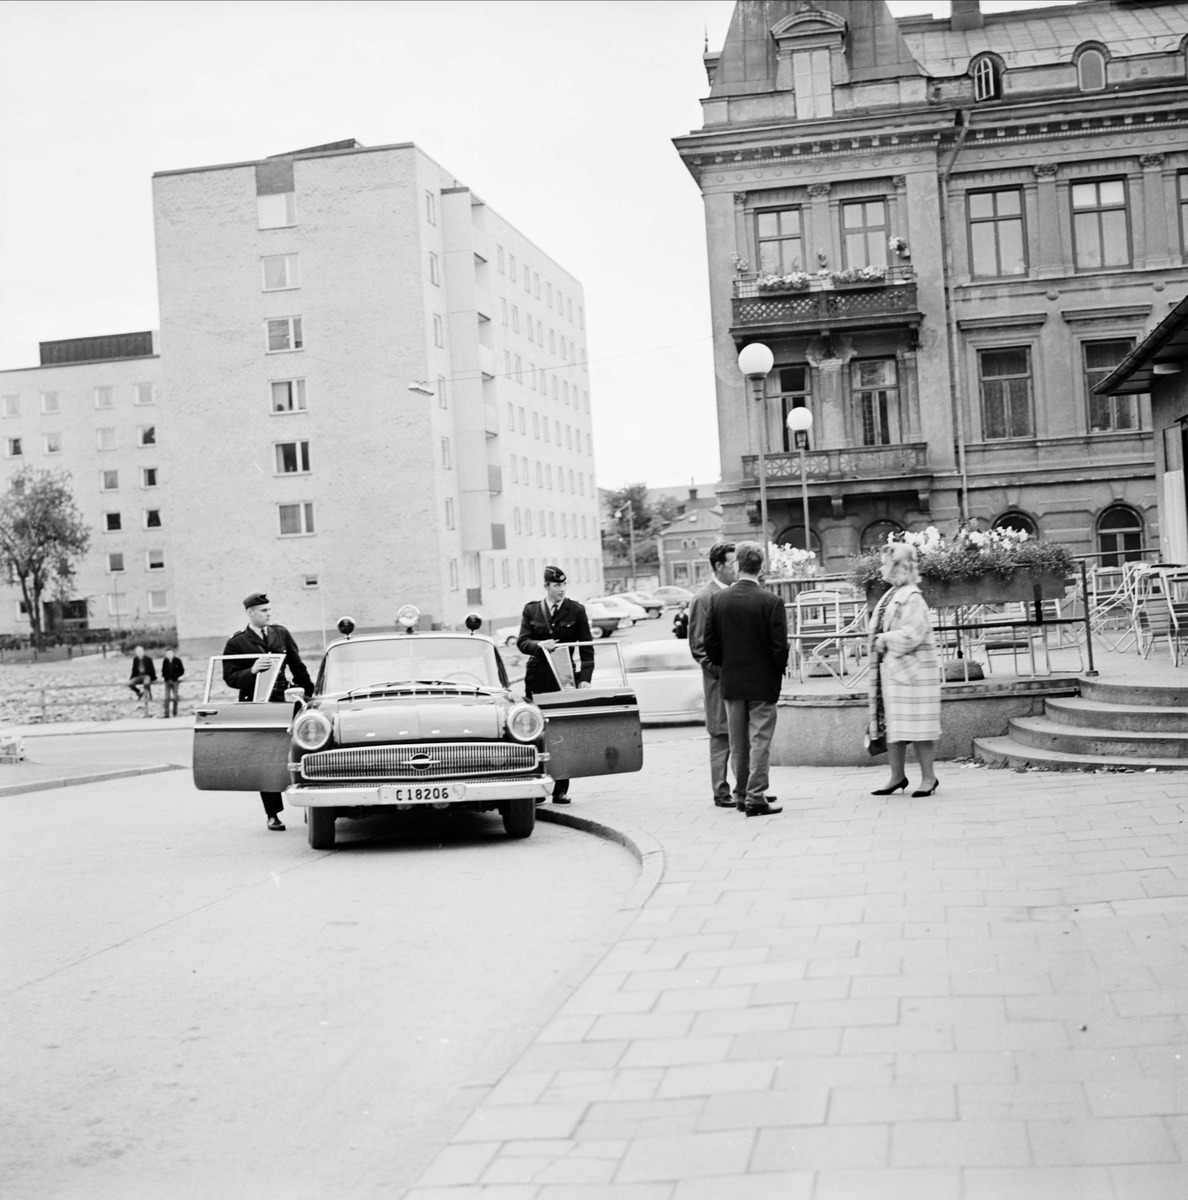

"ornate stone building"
[674, 0, 1188, 570]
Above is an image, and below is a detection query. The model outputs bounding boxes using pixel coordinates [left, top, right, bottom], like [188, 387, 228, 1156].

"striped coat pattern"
[872, 585, 941, 743]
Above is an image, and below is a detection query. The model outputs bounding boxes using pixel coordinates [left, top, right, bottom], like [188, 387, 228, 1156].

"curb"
[0, 763, 184, 798]
[536, 807, 666, 912]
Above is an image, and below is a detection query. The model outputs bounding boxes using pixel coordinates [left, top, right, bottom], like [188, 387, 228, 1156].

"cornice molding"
[957, 312, 1048, 331]
[1060, 304, 1152, 325]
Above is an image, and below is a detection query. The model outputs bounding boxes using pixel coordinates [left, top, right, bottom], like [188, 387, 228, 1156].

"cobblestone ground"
[406, 733, 1188, 1199]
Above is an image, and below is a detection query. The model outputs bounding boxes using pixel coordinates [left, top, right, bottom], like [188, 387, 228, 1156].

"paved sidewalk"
[405, 732, 1188, 1199]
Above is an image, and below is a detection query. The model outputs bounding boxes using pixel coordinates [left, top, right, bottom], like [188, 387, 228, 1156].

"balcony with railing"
[741, 442, 931, 496]
[732, 267, 921, 334]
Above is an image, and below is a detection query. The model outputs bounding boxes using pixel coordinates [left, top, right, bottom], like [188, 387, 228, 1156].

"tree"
[601, 484, 680, 566]
[0, 468, 91, 646]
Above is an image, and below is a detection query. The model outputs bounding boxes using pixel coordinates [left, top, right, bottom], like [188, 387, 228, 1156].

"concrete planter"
[867, 571, 1072, 610]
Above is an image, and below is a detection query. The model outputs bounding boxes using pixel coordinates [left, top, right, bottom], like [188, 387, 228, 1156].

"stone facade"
[675, 0, 1188, 571]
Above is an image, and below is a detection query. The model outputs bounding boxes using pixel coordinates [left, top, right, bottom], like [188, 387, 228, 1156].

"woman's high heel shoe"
[912, 780, 940, 797]
[871, 778, 908, 795]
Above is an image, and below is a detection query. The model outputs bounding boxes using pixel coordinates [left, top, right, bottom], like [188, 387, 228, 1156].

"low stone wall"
[772, 677, 1080, 766]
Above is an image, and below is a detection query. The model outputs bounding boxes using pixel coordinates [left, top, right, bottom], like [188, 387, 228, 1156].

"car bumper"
[285, 777, 553, 807]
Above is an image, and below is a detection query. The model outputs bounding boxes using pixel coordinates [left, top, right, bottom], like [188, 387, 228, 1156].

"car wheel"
[591, 625, 604, 639]
[308, 806, 336, 849]
[501, 796, 536, 838]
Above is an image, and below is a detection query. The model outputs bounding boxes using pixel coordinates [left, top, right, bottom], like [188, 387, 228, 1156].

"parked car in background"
[495, 598, 625, 646]
[613, 639, 704, 725]
[618, 591, 663, 619]
[652, 585, 696, 607]
[588, 595, 648, 624]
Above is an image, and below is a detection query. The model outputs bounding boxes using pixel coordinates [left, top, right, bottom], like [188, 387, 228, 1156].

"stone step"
[974, 735, 1188, 773]
[1080, 678, 1188, 708]
[1045, 696, 1188, 734]
[1009, 715, 1188, 759]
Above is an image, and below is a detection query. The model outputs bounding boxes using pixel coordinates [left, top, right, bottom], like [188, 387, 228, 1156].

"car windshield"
[625, 647, 698, 673]
[321, 636, 504, 694]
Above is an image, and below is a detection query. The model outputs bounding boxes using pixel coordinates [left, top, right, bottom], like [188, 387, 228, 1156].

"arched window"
[775, 524, 821, 553]
[1077, 48, 1105, 92]
[1096, 505, 1143, 568]
[992, 510, 1038, 537]
[860, 520, 904, 552]
[972, 56, 1000, 102]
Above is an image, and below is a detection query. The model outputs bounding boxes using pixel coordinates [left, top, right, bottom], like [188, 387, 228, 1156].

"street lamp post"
[786, 406, 814, 555]
[614, 504, 636, 589]
[737, 343, 775, 546]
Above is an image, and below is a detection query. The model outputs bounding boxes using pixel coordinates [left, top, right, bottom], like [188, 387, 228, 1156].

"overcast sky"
[0, 0, 1070, 490]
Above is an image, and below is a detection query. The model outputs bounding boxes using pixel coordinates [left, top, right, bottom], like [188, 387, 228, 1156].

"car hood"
[331, 700, 502, 745]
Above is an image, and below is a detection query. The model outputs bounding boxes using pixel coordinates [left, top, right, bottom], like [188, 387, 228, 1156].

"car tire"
[308, 806, 336, 849]
[501, 796, 536, 838]
[591, 625, 604, 639]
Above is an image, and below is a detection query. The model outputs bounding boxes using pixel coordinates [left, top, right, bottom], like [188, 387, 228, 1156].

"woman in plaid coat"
[869, 542, 941, 797]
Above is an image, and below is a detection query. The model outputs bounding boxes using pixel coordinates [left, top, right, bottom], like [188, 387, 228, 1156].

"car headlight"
[293, 710, 332, 751]
[506, 703, 545, 743]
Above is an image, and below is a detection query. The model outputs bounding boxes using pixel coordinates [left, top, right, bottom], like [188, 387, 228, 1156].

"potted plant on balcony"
[757, 271, 811, 293]
[848, 524, 1075, 609]
[830, 265, 888, 287]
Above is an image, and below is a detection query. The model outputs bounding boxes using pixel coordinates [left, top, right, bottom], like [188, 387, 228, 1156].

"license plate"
[381, 783, 465, 803]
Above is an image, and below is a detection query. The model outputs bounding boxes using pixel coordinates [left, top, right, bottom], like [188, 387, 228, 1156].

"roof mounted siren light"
[337, 616, 356, 638]
[464, 612, 483, 634]
[396, 604, 420, 633]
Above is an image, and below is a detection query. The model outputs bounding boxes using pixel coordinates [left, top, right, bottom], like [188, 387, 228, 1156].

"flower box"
[866, 569, 1072, 611]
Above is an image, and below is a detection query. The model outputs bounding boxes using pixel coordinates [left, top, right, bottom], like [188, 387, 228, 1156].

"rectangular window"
[535, 461, 543, 486]
[449, 559, 459, 590]
[146, 549, 165, 571]
[513, 507, 522, 533]
[506, 401, 515, 428]
[842, 200, 888, 269]
[501, 559, 509, 587]
[529, 363, 537, 391]
[509, 254, 517, 282]
[441, 437, 451, 469]
[546, 283, 553, 308]
[433, 314, 444, 347]
[107, 552, 125, 573]
[793, 47, 832, 119]
[762, 366, 812, 451]
[437, 375, 447, 410]
[549, 512, 556, 536]
[1072, 179, 1130, 270]
[979, 346, 1034, 440]
[521, 453, 528, 479]
[134, 382, 154, 406]
[261, 253, 300, 290]
[851, 360, 900, 447]
[1179, 174, 1188, 256]
[108, 593, 129, 617]
[105, 512, 121, 531]
[501, 298, 508, 325]
[138, 425, 156, 447]
[504, 350, 512, 379]
[568, 299, 574, 322]
[426, 190, 436, 224]
[44, 432, 62, 454]
[266, 317, 303, 352]
[525, 508, 533, 534]
[524, 268, 531, 293]
[968, 188, 1026, 277]
[527, 319, 534, 344]
[1084, 339, 1139, 432]
[2, 395, 19, 418]
[257, 191, 296, 228]
[94, 386, 113, 409]
[534, 272, 540, 298]
[271, 379, 307, 413]
[147, 590, 169, 613]
[275, 440, 311, 473]
[511, 306, 519, 333]
[532, 413, 540, 438]
[497, 245, 505, 273]
[756, 208, 803, 275]
[40, 391, 60, 414]
[445, 497, 455, 529]
[97, 428, 116, 450]
[429, 251, 440, 286]
[101, 470, 119, 491]
[515, 356, 523, 384]
[144, 509, 162, 528]
[536, 319, 543, 344]
[141, 468, 157, 488]
[278, 502, 315, 536]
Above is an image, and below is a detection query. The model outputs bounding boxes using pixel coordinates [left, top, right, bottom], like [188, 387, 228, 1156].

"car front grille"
[300, 742, 539, 782]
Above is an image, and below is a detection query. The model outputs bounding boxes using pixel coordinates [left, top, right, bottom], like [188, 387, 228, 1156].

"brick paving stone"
[417, 1144, 503, 1187]
[750, 1124, 889, 1171]
[619, 1037, 732, 1069]
[1085, 1078, 1184, 1117]
[672, 1172, 813, 1199]
[1110, 1164, 1188, 1200]
[653, 985, 754, 1013]
[891, 1118, 1031, 1166]
[828, 1083, 956, 1123]
[454, 1104, 587, 1143]
[688, 1005, 795, 1036]
[962, 1166, 1116, 1199]
[656, 1059, 775, 1099]
[615, 1131, 754, 1182]
[696, 1086, 829, 1131]
[586, 1013, 695, 1042]
[813, 1167, 962, 1200]
[1028, 1116, 1179, 1165]
[957, 1082, 1091, 1120]
[534, 1186, 673, 1200]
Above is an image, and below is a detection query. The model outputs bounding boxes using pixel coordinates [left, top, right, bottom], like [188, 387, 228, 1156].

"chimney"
[951, 0, 983, 31]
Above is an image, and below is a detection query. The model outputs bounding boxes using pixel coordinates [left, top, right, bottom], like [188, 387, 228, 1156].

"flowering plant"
[766, 543, 819, 579]
[847, 523, 1075, 590]
[830, 265, 887, 285]
[888, 235, 909, 256]
[757, 271, 811, 292]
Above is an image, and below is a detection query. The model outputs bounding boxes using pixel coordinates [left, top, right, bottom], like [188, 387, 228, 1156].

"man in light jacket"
[688, 542, 737, 807]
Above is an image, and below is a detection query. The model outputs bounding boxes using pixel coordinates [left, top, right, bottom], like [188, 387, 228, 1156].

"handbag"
[865, 732, 887, 757]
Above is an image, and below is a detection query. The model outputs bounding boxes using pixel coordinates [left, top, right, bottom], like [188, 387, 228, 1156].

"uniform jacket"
[129, 654, 157, 682]
[516, 597, 594, 698]
[688, 578, 727, 677]
[160, 655, 185, 683]
[703, 579, 789, 703]
[222, 623, 314, 702]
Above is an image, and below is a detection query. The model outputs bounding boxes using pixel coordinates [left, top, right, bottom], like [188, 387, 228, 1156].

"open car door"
[534, 642, 643, 780]
[192, 655, 296, 793]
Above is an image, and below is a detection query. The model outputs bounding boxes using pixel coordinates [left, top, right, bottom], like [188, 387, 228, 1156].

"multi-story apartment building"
[146, 139, 600, 650]
[0, 333, 171, 635]
[675, 0, 1188, 570]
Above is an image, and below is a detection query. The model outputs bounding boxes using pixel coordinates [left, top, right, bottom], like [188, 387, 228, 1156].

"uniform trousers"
[260, 792, 283, 817]
[724, 699, 778, 805]
[701, 669, 731, 801]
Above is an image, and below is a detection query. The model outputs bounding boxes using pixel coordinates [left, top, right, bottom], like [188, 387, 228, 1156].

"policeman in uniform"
[516, 565, 593, 804]
[222, 591, 314, 831]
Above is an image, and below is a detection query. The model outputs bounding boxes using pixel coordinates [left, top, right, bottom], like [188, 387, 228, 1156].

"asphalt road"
[0, 771, 640, 1200]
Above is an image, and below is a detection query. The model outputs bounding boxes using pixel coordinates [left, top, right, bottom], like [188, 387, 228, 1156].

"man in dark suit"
[688, 541, 737, 808]
[516, 565, 594, 804]
[222, 591, 314, 831]
[128, 645, 157, 712]
[704, 541, 788, 817]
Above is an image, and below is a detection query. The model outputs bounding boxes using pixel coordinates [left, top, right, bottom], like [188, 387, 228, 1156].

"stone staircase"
[975, 678, 1188, 772]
